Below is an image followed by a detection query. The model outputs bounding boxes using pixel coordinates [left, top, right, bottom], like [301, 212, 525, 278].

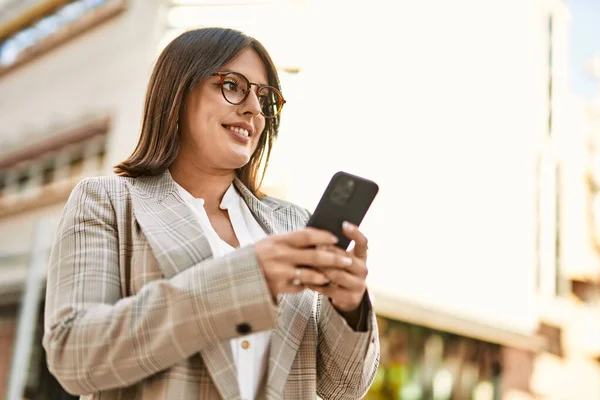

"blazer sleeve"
[43, 178, 278, 395]
[315, 292, 380, 399]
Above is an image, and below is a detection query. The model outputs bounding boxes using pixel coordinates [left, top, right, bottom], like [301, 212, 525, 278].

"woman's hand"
[306, 222, 369, 313]
[255, 228, 354, 297]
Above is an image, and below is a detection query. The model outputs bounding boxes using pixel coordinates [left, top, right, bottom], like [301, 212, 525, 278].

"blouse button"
[241, 340, 250, 349]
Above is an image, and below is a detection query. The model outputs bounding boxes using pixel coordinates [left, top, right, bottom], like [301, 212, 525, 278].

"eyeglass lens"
[220, 72, 283, 117]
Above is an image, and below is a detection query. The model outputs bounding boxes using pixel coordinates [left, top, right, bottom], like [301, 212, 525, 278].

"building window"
[536, 154, 565, 297]
[0, 171, 5, 198]
[40, 160, 55, 186]
[0, 117, 110, 219]
[0, 0, 126, 77]
[587, 149, 600, 255]
[16, 169, 30, 190]
[547, 15, 553, 137]
[554, 164, 563, 296]
[536, 12, 564, 298]
[68, 153, 85, 178]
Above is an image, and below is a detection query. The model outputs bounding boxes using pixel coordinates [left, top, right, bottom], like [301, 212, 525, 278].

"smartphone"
[307, 171, 379, 250]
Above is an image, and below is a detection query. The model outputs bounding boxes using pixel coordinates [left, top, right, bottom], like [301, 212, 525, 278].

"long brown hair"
[114, 28, 281, 197]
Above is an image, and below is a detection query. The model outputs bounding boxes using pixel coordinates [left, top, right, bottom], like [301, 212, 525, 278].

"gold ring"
[292, 267, 302, 286]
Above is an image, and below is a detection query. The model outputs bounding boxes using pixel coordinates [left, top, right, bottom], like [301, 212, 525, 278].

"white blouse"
[175, 181, 271, 400]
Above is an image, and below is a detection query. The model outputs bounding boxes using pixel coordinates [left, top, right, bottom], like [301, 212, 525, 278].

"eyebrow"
[222, 70, 269, 87]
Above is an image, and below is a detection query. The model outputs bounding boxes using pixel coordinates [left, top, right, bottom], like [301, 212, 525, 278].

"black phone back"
[307, 171, 379, 249]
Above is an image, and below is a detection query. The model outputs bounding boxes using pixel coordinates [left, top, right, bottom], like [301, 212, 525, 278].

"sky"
[568, 0, 600, 98]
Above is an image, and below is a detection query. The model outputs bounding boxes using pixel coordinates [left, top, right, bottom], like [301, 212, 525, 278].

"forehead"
[221, 48, 269, 86]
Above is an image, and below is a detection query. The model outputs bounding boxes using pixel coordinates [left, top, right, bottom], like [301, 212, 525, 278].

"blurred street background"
[1, 0, 600, 398]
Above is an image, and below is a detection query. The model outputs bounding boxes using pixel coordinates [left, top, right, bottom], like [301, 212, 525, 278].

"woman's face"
[178, 47, 268, 173]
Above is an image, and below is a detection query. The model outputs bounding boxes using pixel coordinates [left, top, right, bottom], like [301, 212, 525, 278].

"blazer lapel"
[129, 171, 240, 399]
[234, 178, 281, 235]
[128, 171, 213, 279]
[235, 179, 315, 396]
[201, 343, 240, 400]
[265, 291, 315, 397]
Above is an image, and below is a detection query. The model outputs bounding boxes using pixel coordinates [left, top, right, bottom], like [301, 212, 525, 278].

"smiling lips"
[223, 124, 253, 144]
[224, 125, 250, 137]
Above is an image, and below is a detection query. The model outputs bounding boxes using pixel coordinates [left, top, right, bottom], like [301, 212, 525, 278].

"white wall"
[0, 0, 562, 335]
[280, 0, 552, 334]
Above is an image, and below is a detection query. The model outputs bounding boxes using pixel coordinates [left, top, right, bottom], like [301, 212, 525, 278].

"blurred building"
[286, 0, 600, 398]
[1, 0, 600, 399]
[0, 0, 158, 397]
[294, 0, 573, 398]
[514, 0, 600, 398]
[529, 49, 600, 398]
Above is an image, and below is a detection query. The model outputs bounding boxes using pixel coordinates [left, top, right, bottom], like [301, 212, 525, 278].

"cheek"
[253, 124, 267, 146]
[256, 121, 267, 138]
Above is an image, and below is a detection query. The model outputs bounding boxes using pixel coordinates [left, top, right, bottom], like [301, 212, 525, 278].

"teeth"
[227, 125, 249, 137]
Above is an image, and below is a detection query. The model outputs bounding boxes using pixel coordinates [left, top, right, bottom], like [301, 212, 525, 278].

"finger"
[305, 283, 340, 299]
[284, 248, 353, 269]
[278, 228, 339, 248]
[317, 244, 348, 255]
[342, 222, 368, 258]
[307, 285, 367, 312]
[319, 244, 350, 257]
[282, 283, 306, 294]
[268, 270, 305, 295]
[305, 285, 361, 312]
[319, 268, 363, 289]
[289, 267, 331, 287]
[317, 245, 368, 277]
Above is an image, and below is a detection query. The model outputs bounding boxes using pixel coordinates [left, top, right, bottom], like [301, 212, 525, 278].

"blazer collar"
[131, 169, 280, 209]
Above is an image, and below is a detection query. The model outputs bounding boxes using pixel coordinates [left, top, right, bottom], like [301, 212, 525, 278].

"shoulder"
[261, 195, 311, 220]
[71, 175, 134, 196]
[60, 176, 143, 227]
[66, 175, 138, 210]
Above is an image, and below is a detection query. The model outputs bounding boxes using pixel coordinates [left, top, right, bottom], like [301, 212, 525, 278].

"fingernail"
[342, 256, 353, 266]
[330, 235, 339, 243]
[343, 221, 354, 231]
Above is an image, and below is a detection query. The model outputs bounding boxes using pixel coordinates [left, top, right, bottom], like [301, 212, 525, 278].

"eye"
[223, 77, 249, 95]
[258, 94, 270, 105]
[223, 79, 239, 92]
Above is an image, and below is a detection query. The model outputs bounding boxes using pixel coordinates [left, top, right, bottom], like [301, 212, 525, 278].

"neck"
[169, 157, 235, 214]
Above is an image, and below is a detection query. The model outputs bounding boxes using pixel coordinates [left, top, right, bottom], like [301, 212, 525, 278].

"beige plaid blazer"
[43, 171, 379, 399]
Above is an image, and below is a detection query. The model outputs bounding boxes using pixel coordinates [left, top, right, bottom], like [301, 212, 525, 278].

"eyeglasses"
[213, 72, 286, 118]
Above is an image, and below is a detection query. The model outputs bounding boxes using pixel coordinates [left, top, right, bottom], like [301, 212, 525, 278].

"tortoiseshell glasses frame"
[213, 71, 286, 118]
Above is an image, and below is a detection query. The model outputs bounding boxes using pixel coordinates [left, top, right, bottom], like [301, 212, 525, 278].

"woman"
[43, 27, 379, 399]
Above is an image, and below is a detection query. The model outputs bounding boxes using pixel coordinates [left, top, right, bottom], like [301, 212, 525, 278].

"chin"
[225, 153, 253, 170]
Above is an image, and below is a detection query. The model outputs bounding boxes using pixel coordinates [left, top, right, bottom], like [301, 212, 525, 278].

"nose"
[240, 87, 262, 117]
